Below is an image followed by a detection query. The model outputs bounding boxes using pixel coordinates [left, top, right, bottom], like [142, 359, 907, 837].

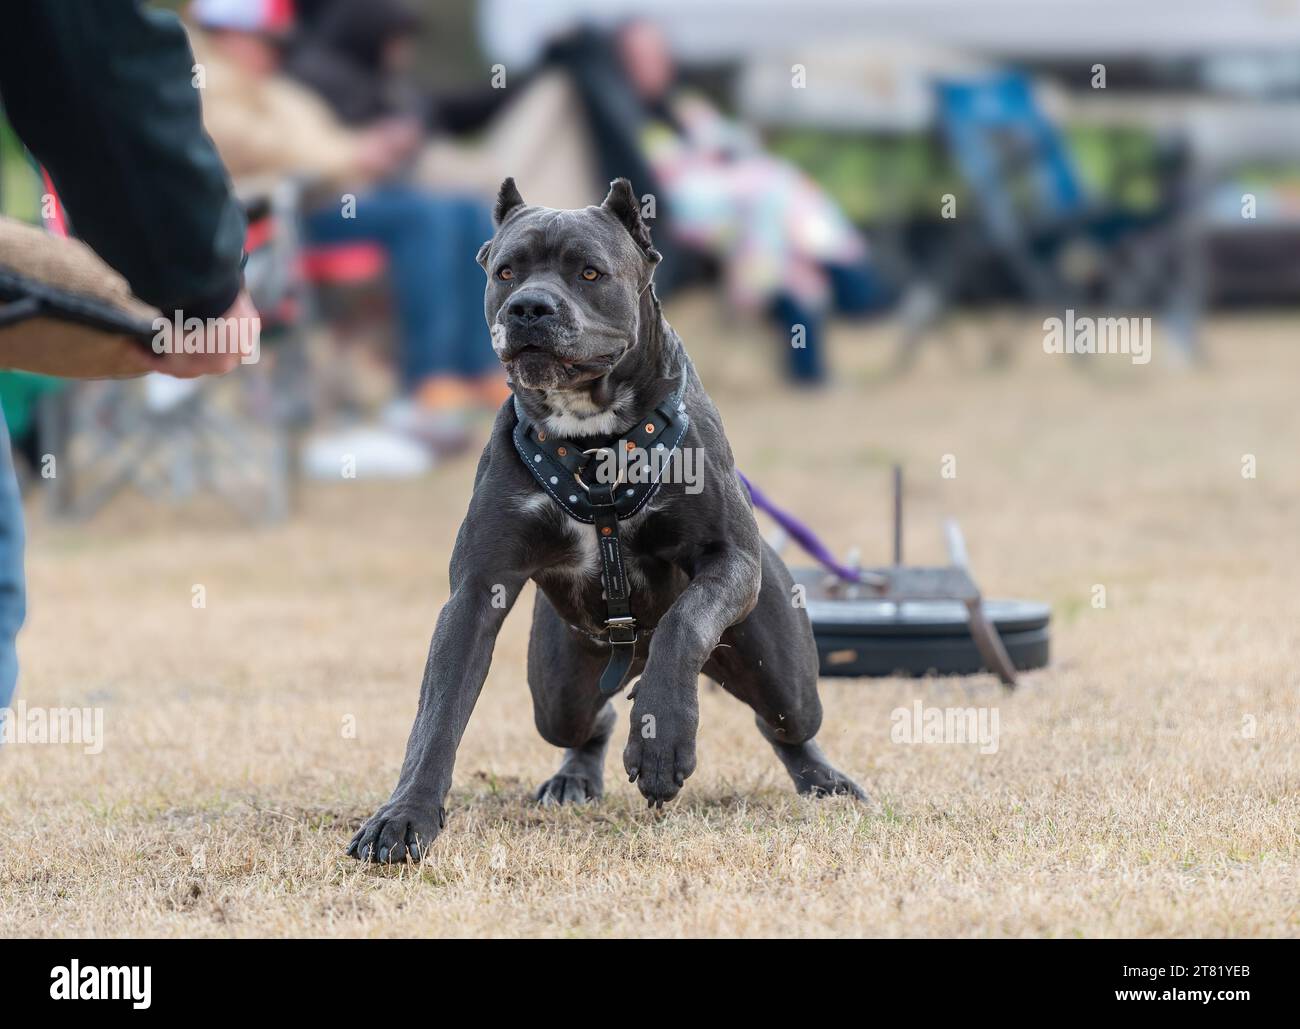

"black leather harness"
[512, 377, 689, 694]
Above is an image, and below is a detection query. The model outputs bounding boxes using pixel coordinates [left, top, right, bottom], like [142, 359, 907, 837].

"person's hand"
[133, 289, 261, 379]
[377, 116, 422, 161]
[357, 127, 400, 180]
[356, 117, 422, 180]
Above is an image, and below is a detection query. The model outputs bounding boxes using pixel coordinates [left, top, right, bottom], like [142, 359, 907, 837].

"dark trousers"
[306, 186, 498, 390]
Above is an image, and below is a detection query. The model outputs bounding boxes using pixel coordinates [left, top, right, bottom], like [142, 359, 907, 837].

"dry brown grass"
[2, 300, 1298, 937]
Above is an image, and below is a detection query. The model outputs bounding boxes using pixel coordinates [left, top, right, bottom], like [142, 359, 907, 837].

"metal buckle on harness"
[574, 447, 626, 494]
[605, 615, 637, 645]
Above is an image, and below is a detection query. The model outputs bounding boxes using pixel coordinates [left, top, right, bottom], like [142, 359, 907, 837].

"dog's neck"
[514, 288, 684, 441]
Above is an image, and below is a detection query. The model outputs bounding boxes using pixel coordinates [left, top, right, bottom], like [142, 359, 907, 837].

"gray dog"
[349, 178, 863, 863]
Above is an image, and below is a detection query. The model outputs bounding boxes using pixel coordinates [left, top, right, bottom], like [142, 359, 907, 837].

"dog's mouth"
[504, 346, 617, 390]
[507, 344, 574, 365]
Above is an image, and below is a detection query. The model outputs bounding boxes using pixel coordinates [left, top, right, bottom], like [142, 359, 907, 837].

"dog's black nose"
[505, 293, 557, 326]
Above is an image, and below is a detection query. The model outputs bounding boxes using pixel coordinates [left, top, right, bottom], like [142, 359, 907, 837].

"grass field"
[2, 299, 1298, 938]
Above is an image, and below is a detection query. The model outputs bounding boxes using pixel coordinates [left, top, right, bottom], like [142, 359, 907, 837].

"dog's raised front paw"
[347, 800, 444, 863]
[622, 685, 698, 808]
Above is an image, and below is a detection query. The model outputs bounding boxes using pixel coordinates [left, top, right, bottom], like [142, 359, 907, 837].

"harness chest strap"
[589, 480, 637, 693]
[511, 377, 689, 694]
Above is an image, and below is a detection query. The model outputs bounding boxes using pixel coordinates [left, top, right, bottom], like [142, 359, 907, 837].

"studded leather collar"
[511, 378, 689, 524]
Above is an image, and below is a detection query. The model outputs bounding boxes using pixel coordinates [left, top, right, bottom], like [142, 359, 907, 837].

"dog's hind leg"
[527, 590, 623, 805]
[535, 702, 617, 806]
[706, 541, 866, 799]
[752, 716, 866, 799]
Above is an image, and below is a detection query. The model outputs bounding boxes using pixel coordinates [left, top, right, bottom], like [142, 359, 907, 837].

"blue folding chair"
[898, 72, 1198, 362]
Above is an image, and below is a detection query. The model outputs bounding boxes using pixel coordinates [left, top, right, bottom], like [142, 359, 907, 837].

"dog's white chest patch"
[515, 492, 553, 518]
[559, 516, 601, 580]
[517, 492, 600, 582]
[520, 492, 662, 604]
[542, 513, 601, 611]
[540, 384, 635, 438]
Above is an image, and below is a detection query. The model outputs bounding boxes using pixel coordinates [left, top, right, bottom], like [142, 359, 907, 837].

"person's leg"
[770, 293, 824, 384]
[444, 199, 501, 381]
[305, 186, 470, 392]
[827, 258, 895, 318]
[0, 407, 27, 718]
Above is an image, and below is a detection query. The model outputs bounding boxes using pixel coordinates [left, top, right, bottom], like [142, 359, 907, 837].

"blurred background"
[2, 0, 1300, 516]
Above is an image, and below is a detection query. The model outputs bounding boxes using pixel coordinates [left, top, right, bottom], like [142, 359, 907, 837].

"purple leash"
[737, 470, 881, 585]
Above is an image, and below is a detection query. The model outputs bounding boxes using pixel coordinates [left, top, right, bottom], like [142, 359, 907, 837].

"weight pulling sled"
[741, 466, 1050, 686]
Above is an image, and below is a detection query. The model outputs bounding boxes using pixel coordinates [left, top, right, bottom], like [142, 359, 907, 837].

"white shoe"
[302, 425, 433, 480]
[381, 399, 473, 455]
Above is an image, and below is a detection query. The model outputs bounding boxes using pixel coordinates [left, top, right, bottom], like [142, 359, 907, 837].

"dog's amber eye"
[581, 267, 600, 281]
[497, 267, 514, 281]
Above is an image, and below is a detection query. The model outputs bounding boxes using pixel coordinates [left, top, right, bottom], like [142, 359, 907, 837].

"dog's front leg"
[349, 556, 527, 863]
[623, 543, 761, 806]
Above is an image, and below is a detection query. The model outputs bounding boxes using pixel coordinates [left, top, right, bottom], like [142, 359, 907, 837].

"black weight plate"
[815, 624, 1050, 678]
[808, 597, 1050, 638]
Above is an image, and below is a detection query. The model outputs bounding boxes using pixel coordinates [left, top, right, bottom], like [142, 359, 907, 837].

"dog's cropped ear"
[601, 178, 661, 265]
[476, 239, 492, 270]
[494, 177, 526, 227]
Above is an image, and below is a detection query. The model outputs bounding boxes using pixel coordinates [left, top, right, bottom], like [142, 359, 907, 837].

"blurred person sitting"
[284, 0, 598, 212]
[616, 20, 881, 384]
[285, 0, 446, 131]
[188, 0, 505, 462]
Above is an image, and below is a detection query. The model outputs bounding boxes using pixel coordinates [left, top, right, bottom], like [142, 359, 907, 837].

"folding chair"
[898, 72, 1198, 364]
[35, 179, 313, 522]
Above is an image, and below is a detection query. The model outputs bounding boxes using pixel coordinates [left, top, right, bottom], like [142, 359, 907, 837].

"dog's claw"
[796, 766, 868, 801]
[623, 733, 694, 808]
[536, 771, 601, 806]
[622, 681, 698, 807]
[348, 801, 443, 864]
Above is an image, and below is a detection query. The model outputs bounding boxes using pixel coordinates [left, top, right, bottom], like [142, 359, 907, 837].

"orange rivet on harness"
[557, 446, 567, 456]
[645, 423, 655, 433]
[536, 431, 547, 442]
[625, 441, 635, 452]
[601, 526, 612, 536]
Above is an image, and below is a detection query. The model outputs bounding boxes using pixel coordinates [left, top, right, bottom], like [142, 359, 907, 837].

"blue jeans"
[771, 293, 824, 383]
[771, 259, 894, 383]
[305, 186, 498, 390]
[0, 408, 26, 713]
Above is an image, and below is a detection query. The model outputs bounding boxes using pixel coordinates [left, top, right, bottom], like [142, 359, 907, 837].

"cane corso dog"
[349, 178, 863, 863]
